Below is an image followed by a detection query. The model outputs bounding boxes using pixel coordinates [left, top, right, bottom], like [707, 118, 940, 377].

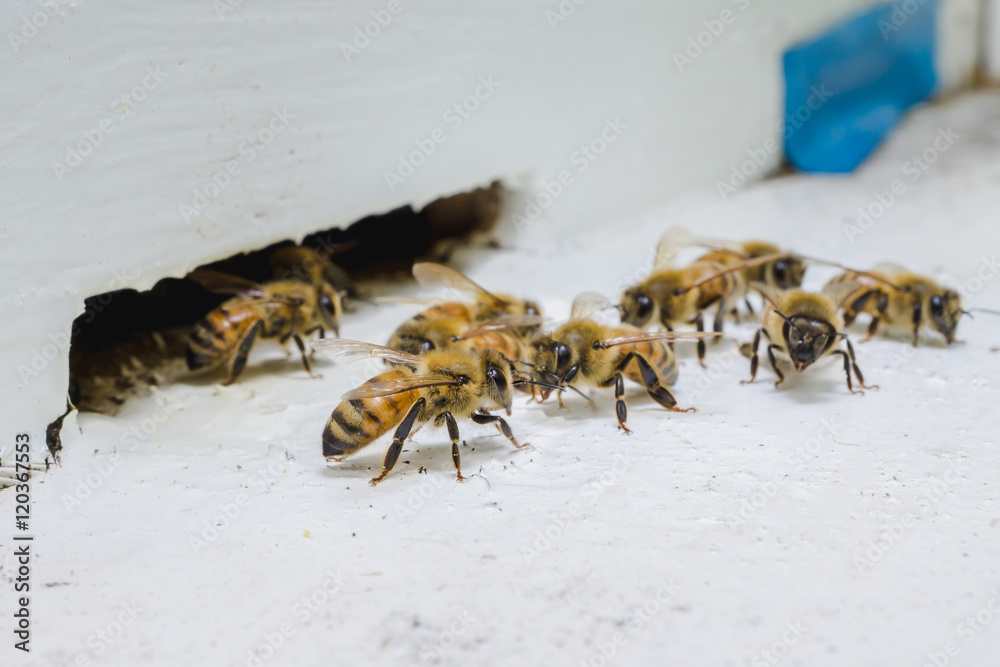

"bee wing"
[750, 283, 786, 309]
[187, 268, 266, 297]
[821, 279, 872, 310]
[311, 339, 421, 366]
[598, 330, 723, 348]
[569, 292, 614, 321]
[412, 263, 505, 304]
[653, 226, 699, 269]
[678, 253, 787, 293]
[342, 374, 464, 400]
[452, 314, 545, 341]
[372, 296, 445, 306]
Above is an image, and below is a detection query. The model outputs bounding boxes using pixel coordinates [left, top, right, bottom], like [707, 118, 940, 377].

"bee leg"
[471, 412, 530, 449]
[740, 329, 762, 385]
[661, 320, 675, 351]
[911, 300, 922, 347]
[290, 331, 321, 379]
[712, 300, 726, 337]
[844, 339, 878, 392]
[442, 411, 465, 482]
[744, 298, 756, 317]
[223, 320, 262, 385]
[766, 344, 785, 388]
[304, 325, 325, 359]
[634, 354, 694, 413]
[845, 290, 872, 328]
[694, 313, 707, 367]
[370, 398, 425, 486]
[865, 293, 888, 341]
[730, 307, 741, 325]
[614, 372, 631, 435]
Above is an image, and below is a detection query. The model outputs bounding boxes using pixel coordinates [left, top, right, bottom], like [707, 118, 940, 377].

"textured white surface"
[3, 91, 1000, 667]
[0, 0, 982, 443]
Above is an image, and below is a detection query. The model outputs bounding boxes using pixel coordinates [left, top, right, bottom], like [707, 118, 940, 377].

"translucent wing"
[678, 253, 787, 293]
[187, 268, 266, 297]
[794, 255, 905, 291]
[412, 263, 504, 304]
[311, 339, 420, 366]
[653, 226, 697, 269]
[750, 283, 786, 309]
[570, 292, 614, 321]
[598, 330, 723, 348]
[372, 296, 445, 306]
[342, 374, 464, 400]
[821, 279, 872, 310]
[451, 314, 545, 341]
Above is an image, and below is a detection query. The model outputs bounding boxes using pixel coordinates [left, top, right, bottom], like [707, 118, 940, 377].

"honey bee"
[696, 239, 806, 300]
[186, 270, 343, 385]
[386, 262, 542, 356]
[268, 244, 358, 301]
[742, 284, 875, 393]
[618, 228, 781, 364]
[824, 264, 966, 346]
[313, 339, 555, 485]
[530, 293, 719, 433]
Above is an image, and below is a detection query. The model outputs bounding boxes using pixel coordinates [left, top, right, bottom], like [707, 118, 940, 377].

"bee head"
[529, 335, 577, 388]
[619, 287, 655, 327]
[778, 312, 840, 371]
[928, 290, 963, 343]
[481, 348, 514, 412]
[769, 256, 806, 289]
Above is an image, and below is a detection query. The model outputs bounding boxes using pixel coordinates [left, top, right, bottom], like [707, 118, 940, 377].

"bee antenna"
[512, 378, 565, 392]
[513, 359, 536, 367]
[965, 307, 1000, 317]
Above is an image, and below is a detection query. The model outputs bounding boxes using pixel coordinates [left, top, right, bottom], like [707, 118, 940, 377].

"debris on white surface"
[5, 92, 1000, 666]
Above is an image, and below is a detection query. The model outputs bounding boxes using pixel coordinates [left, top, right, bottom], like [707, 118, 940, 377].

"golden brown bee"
[825, 264, 965, 346]
[386, 263, 542, 356]
[268, 244, 358, 300]
[618, 229, 781, 364]
[697, 239, 806, 295]
[186, 270, 342, 385]
[313, 339, 553, 485]
[530, 293, 718, 433]
[742, 284, 875, 393]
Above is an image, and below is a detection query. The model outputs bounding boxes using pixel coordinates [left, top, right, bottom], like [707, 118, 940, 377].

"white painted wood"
[0, 0, 982, 447]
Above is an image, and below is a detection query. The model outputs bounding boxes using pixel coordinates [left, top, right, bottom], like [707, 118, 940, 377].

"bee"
[618, 228, 781, 364]
[530, 293, 718, 433]
[386, 262, 542, 356]
[696, 239, 806, 304]
[824, 263, 966, 346]
[741, 284, 875, 393]
[313, 339, 555, 485]
[186, 270, 343, 385]
[268, 244, 359, 301]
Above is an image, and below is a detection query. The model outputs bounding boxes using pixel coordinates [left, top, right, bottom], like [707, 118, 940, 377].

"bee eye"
[319, 294, 334, 315]
[773, 261, 788, 287]
[930, 295, 944, 317]
[635, 294, 653, 321]
[487, 367, 507, 393]
[525, 303, 539, 316]
[554, 343, 571, 373]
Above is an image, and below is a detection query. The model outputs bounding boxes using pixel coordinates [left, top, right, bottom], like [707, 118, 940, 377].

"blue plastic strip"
[783, 0, 940, 173]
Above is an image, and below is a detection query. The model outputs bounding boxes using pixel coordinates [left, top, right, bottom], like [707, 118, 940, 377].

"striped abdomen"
[690, 261, 741, 309]
[622, 338, 679, 387]
[322, 371, 420, 459]
[186, 302, 263, 371]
